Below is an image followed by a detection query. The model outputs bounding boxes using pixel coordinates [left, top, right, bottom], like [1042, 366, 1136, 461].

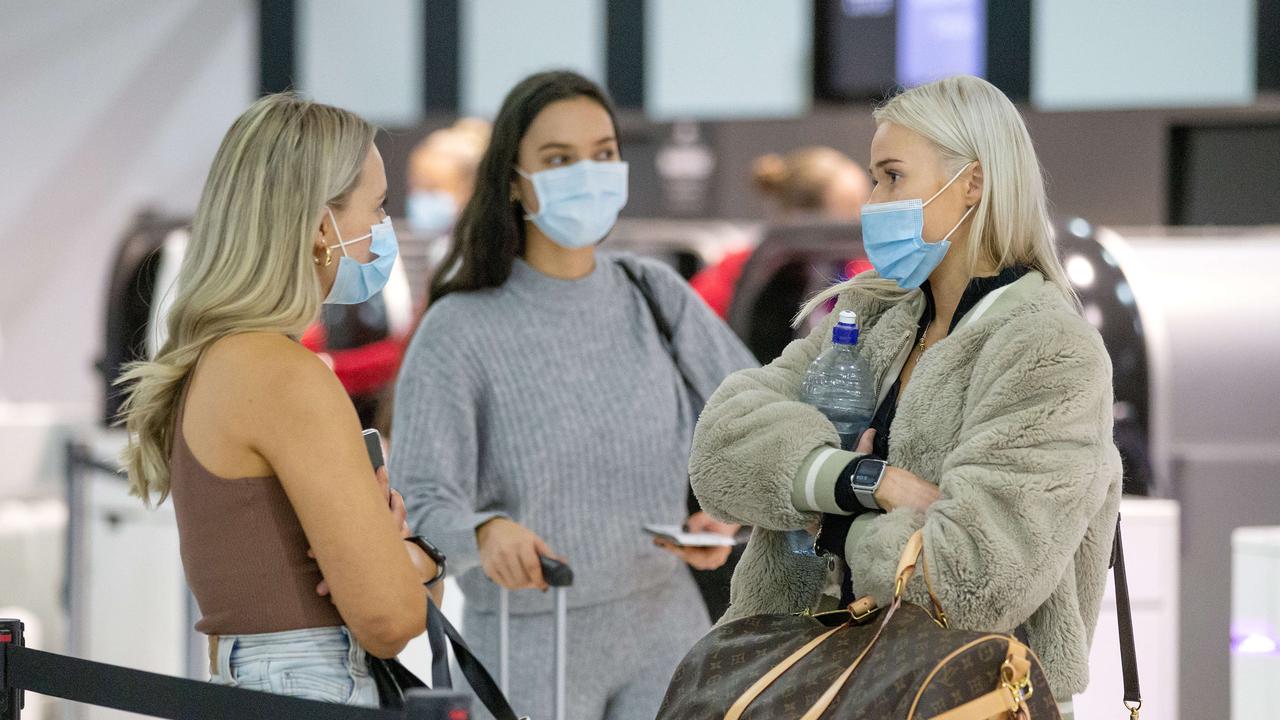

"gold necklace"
[917, 321, 933, 354]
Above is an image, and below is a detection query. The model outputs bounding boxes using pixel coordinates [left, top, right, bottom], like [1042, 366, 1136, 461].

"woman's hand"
[653, 512, 740, 571]
[372, 466, 409, 535]
[855, 429, 942, 513]
[477, 517, 564, 591]
[389, 491, 411, 539]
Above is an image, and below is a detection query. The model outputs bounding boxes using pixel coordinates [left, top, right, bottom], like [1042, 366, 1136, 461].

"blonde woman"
[690, 75, 1121, 718]
[117, 94, 440, 706]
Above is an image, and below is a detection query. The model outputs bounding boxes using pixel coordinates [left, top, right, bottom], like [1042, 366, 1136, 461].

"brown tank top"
[168, 385, 343, 635]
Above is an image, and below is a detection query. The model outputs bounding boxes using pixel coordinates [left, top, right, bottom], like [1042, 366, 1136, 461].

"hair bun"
[753, 153, 789, 194]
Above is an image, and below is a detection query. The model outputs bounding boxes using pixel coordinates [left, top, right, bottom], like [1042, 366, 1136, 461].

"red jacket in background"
[689, 248, 873, 320]
[300, 323, 405, 398]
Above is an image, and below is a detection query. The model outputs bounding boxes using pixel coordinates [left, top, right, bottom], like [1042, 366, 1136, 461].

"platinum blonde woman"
[117, 94, 440, 707]
[689, 75, 1121, 718]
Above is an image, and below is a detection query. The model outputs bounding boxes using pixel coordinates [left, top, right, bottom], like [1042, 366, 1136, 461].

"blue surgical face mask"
[406, 190, 457, 236]
[517, 160, 629, 249]
[322, 208, 399, 305]
[859, 162, 976, 290]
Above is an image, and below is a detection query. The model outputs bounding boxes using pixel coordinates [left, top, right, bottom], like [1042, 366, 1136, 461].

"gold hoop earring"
[315, 245, 333, 267]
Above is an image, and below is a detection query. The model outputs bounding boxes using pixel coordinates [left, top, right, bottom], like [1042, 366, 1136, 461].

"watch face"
[854, 461, 884, 488]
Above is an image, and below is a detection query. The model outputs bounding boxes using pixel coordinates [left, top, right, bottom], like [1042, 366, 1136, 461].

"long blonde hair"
[117, 93, 375, 505]
[798, 75, 1074, 322]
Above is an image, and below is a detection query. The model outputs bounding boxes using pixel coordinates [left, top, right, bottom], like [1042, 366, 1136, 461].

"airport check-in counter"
[1097, 226, 1280, 718]
[1232, 525, 1280, 717]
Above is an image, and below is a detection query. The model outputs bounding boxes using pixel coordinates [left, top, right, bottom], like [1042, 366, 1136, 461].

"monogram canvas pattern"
[658, 603, 1059, 719]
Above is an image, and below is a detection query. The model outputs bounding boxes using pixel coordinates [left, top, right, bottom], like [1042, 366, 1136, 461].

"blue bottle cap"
[832, 310, 859, 345]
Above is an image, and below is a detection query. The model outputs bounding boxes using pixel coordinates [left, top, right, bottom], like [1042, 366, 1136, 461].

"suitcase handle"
[498, 555, 574, 720]
[539, 556, 574, 587]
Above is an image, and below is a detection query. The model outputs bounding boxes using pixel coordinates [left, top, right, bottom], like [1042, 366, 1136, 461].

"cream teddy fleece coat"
[689, 270, 1122, 698]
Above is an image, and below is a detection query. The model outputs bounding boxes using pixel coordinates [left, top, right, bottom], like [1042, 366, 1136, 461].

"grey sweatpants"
[460, 572, 710, 720]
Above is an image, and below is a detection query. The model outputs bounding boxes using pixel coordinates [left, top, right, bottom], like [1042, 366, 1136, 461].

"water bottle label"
[785, 529, 818, 556]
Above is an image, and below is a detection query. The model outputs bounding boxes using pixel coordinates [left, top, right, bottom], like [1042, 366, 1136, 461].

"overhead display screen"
[816, 0, 986, 100]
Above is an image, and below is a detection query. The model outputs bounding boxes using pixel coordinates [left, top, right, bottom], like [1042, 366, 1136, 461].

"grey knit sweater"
[390, 252, 757, 615]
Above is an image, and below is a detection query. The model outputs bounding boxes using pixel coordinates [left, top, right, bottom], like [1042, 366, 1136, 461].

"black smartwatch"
[405, 536, 447, 587]
[850, 458, 887, 511]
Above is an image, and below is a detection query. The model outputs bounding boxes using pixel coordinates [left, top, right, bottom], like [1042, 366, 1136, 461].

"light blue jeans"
[209, 626, 379, 707]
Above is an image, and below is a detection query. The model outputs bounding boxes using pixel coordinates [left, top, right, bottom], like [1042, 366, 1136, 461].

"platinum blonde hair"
[117, 93, 376, 505]
[797, 75, 1075, 323]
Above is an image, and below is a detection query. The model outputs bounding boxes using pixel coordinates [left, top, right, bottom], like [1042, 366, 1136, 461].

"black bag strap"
[426, 599, 520, 720]
[426, 597, 450, 689]
[617, 260, 705, 409]
[618, 259, 713, 517]
[1111, 515, 1142, 715]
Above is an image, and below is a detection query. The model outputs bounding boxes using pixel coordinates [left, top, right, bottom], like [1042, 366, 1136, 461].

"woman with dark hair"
[390, 71, 756, 719]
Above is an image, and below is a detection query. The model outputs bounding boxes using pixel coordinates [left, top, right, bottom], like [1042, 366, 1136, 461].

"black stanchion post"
[0, 618, 24, 720]
[403, 688, 472, 720]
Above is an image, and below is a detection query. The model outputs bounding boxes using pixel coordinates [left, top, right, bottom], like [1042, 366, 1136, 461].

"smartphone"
[362, 428, 385, 470]
[643, 524, 738, 548]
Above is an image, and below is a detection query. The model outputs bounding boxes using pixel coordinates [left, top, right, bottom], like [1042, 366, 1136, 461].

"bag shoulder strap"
[616, 259, 704, 408]
[902, 518, 1142, 714]
[1112, 515, 1143, 714]
[617, 260, 676, 348]
[427, 600, 521, 720]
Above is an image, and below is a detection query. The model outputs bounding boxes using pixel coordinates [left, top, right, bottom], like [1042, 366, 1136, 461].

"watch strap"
[833, 459, 864, 514]
[406, 536, 447, 586]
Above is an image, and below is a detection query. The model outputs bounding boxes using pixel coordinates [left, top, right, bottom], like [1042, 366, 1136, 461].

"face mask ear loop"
[325, 206, 351, 258]
[923, 160, 976, 208]
[940, 203, 977, 244]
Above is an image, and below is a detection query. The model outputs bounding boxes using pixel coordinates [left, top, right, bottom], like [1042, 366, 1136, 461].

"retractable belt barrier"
[0, 619, 471, 720]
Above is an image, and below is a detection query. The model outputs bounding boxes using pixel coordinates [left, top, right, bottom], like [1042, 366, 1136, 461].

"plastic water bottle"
[802, 310, 875, 451]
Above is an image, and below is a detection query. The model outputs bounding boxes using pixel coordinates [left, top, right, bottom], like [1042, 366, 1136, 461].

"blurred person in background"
[365, 118, 494, 442]
[406, 117, 492, 240]
[297, 119, 496, 438]
[689, 146, 872, 321]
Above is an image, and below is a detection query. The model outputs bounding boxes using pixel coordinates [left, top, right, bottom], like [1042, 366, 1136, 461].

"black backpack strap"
[1111, 514, 1143, 716]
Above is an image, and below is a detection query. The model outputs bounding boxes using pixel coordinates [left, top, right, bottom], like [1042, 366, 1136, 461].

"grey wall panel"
[0, 0, 255, 405]
[703, 105, 1168, 225]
